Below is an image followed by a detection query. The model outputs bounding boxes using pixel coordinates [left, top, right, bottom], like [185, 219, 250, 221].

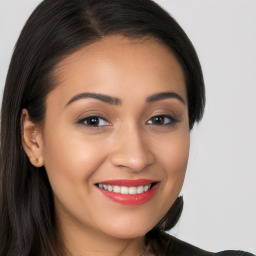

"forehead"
[49, 35, 186, 105]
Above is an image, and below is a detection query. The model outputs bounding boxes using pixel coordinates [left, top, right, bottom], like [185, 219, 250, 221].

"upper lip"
[96, 179, 158, 186]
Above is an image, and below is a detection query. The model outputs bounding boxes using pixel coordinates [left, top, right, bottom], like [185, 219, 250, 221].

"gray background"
[0, 0, 255, 253]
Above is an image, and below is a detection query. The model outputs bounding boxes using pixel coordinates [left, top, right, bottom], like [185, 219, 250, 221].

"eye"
[80, 116, 110, 127]
[146, 115, 177, 126]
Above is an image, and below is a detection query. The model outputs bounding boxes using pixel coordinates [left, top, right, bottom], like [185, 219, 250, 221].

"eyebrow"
[66, 92, 121, 107]
[66, 91, 185, 107]
[146, 92, 185, 104]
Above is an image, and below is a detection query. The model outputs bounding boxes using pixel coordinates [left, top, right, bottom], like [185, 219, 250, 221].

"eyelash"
[78, 116, 110, 128]
[146, 115, 178, 126]
[78, 114, 178, 128]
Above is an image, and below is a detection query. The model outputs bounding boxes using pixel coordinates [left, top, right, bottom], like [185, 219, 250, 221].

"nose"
[109, 126, 155, 172]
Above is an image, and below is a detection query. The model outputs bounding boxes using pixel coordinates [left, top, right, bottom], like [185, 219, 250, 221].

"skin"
[22, 35, 190, 256]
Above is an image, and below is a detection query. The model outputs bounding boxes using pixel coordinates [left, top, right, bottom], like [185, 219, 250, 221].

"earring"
[30, 156, 43, 167]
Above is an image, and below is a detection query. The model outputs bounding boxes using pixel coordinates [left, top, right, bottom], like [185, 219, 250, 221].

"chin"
[106, 228, 148, 240]
[98, 217, 156, 240]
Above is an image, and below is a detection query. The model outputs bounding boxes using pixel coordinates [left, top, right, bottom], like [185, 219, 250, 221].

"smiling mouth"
[96, 183, 155, 195]
[95, 180, 159, 206]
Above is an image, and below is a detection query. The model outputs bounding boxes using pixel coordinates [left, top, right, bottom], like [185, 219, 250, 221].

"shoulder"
[147, 231, 254, 256]
[165, 235, 254, 256]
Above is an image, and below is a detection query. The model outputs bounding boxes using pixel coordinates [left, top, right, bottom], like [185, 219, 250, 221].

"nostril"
[109, 131, 155, 171]
[110, 154, 154, 172]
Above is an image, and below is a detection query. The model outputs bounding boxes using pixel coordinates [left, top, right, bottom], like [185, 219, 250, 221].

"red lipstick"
[96, 179, 159, 206]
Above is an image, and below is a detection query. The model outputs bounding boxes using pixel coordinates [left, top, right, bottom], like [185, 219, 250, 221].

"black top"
[147, 231, 255, 256]
[166, 235, 255, 256]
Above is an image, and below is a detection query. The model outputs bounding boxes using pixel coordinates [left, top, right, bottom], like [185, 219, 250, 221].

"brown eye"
[87, 117, 99, 126]
[152, 116, 165, 125]
[146, 115, 177, 126]
[81, 116, 109, 127]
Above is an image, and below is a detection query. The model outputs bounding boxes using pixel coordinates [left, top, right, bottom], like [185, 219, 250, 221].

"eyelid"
[78, 115, 111, 128]
[146, 114, 179, 125]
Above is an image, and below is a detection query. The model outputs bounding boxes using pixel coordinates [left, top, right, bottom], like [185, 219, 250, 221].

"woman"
[0, 0, 254, 255]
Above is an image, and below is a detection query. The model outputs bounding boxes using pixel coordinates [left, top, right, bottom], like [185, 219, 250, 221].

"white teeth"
[121, 186, 129, 194]
[113, 186, 121, 193]
[144, 185, 150, 192]
[98, 183, 153, 194]
[137, 186, 144, 194]
[129, 187, 137, 195]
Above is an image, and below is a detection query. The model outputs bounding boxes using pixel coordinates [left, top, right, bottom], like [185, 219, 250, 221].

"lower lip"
[96, 183, 159, 206]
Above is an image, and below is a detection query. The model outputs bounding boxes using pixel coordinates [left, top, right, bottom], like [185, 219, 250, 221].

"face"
[28, 36, 190, 240]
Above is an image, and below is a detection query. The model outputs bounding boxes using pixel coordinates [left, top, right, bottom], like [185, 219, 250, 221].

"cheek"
[155, 129, 190, 195]
[158, 130, 190, 174]
[43, 125, 105, 172]
[41, 127, 107, 202]
[151, 131, 189, 219]
[41, 128, 111, 228]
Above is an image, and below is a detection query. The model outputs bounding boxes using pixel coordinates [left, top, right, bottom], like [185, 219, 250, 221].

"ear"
[21, 109, 44, 167]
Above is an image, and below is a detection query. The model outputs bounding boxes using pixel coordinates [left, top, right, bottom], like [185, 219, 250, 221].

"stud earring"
[33, 158, 39, 164]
